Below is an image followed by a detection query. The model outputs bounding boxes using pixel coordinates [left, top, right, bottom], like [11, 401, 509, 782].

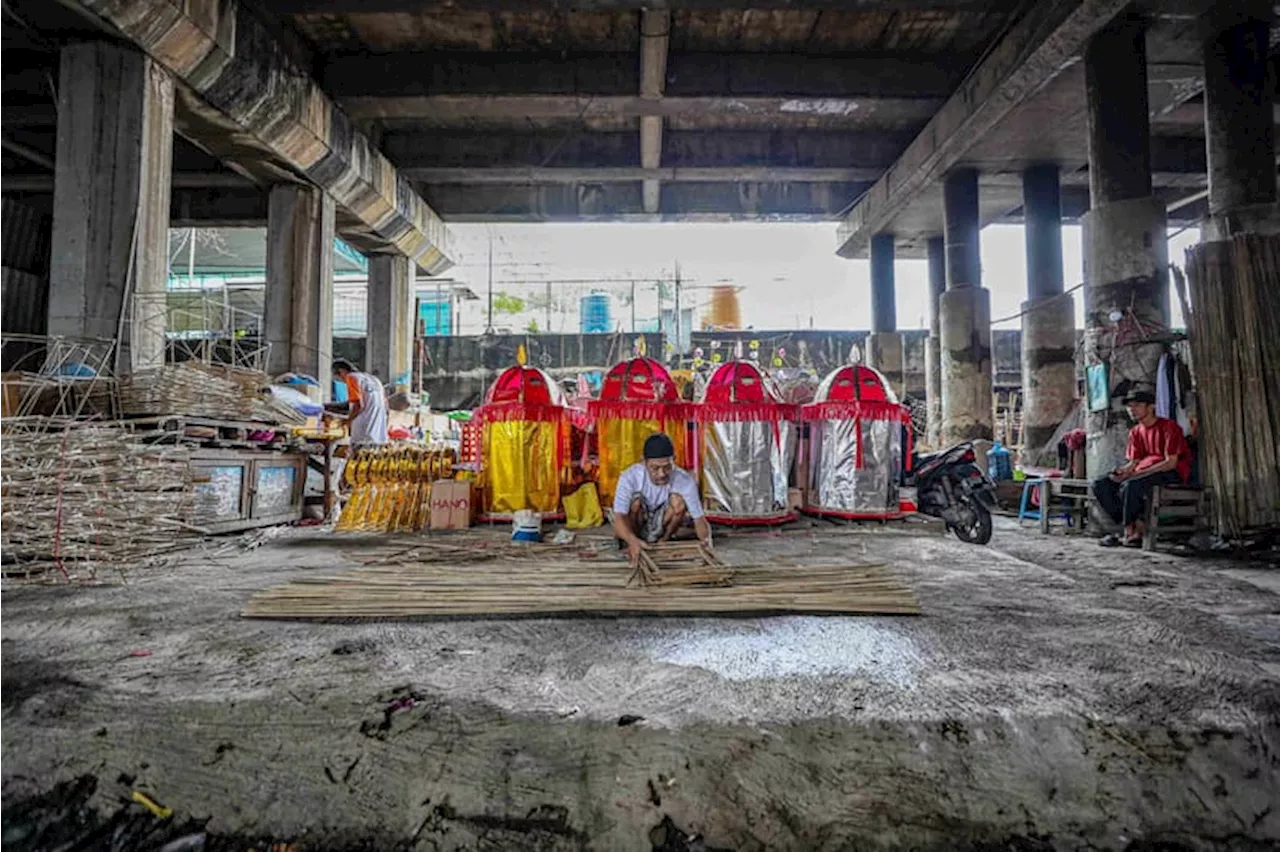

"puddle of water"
[641, 618, 922, 686]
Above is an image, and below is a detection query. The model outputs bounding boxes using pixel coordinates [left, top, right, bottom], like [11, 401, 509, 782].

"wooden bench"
[1143, 485, 1212, 551]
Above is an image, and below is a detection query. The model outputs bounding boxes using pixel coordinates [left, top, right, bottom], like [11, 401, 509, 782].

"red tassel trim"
[588, 401, 696, 423]
[693, 402, 799, 423]
[801, 401, 907, 422]
[474, 402, 567, 424]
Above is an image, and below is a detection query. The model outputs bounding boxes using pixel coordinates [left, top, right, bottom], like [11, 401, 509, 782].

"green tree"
[491, 291, 525, 315]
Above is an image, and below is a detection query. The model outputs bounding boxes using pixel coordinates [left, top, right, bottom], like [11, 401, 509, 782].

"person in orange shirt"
[1094, 390, 1191, 547]
[332, 359, 389, 444]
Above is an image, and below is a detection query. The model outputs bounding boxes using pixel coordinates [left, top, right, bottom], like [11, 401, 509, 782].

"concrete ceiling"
[3, 0, 1274, 246]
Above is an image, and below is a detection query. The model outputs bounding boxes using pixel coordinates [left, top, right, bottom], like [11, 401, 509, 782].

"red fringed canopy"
[475, 365, 567, 424]
[697, 360, 797, 422]
[590, 357, 690, 422]
[802, 364, 913, 469]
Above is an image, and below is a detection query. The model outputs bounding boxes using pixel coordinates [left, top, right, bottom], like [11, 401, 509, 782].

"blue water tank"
[580, 292, 612, 334]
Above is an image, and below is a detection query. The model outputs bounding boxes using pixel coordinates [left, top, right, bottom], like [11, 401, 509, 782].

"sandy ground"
[2, 518, 1279, 850]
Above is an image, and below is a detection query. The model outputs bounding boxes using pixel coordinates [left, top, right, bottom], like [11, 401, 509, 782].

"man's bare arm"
[693, 516, 712, 547]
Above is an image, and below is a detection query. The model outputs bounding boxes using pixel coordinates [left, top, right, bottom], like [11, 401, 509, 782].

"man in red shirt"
[1094, 390, 1191, 546]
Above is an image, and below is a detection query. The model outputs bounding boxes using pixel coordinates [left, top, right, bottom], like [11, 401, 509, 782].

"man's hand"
[627, 537, 650, 567]
[1110, 467, 1131, 482]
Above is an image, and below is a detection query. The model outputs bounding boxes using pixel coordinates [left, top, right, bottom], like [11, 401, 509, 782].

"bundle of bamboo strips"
[1185, 233, 1280, 535]
[118, 363, 303, 424]
[242, 559, 920, 620]
[0, 422, 201, 582]
[629, 541, 732, 587]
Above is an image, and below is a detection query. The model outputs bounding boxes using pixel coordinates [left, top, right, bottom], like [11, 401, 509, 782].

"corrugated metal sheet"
[2, 266, 49, 336]
[1, 198, 51, 277]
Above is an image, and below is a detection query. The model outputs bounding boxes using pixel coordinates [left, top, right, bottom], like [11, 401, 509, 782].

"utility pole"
[486, 234, 494, 332]
[631, 281, 637, 333]
[673, 261, 682, 361]
[545, 280, 552, 332]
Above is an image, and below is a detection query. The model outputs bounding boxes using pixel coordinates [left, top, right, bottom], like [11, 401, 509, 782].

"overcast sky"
[444, 222, 1201, 336]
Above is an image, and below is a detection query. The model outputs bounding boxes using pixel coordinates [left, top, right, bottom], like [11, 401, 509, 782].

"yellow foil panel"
[484, 420, 562, 514]
[596, 418, 687, 507]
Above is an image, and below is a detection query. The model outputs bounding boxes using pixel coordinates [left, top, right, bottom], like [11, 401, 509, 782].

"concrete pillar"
[48, 42, 174, 373]
[939, 168, 994, 443]
[866, 232, 904, 397]
[869, 233, 896, 334]
[924, 236, 945, 446]
[365, 254, 415, 391]
[265, 185, 335, 400]
[1020, 164, 1076, 451]
[1082, 14, 1169, 482]
[1202, 2, 1278, 237]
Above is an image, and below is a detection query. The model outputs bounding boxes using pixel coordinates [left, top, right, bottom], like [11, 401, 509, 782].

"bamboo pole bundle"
[1185, 233, 1280, 535]
[242, 559, 920, 620]
[0, 421, 201, 582]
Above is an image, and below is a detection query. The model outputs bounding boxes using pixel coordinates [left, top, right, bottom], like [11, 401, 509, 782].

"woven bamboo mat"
[241, 552, 920, 620]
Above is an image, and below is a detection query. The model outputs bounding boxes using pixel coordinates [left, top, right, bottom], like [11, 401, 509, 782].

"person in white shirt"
[611, 433, 712, 565]
[332, 359, 389, 445]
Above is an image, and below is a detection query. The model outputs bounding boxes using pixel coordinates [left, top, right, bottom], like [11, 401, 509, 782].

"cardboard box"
[430, 479, 474, 530]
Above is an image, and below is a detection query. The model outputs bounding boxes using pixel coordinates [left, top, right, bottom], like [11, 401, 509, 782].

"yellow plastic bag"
[563, 483, 604, 529]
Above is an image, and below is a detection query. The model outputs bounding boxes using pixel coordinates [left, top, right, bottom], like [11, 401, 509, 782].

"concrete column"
[48, 42, 174, 373]
[1082, 15, 1169, 482]
[1020, 164, 1076, 451]
[1202, 2, 1278, 237]
[869, 233, 896, 334]
[939, 168, 994, 443]
[365, 254, 415, 391]
[265, 185, 335, 400]
[866, 232, 903, 397]
[924, 236, 945, 446]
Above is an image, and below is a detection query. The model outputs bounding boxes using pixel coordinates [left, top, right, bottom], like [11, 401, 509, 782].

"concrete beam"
[266, 0, 1016, 11]
[382, 129, 915, 170]
[323, 52, 963, 101]
[836, 0, 1133, 258]
[640, 10, 670, 214]
[65, 0, 455, 275]
[421, 180, 867, 220]
[341, 95, 944, 129]
[403, 166, 884, 184]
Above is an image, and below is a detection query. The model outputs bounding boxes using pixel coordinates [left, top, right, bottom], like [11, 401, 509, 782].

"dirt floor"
[3, 517, 1279, 851]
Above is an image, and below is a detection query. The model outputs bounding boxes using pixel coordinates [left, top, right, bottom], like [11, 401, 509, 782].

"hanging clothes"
[1156, 353, 1173, 420]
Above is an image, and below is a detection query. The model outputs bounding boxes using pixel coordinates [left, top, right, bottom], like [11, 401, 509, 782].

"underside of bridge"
[5, 0, 1265, 231]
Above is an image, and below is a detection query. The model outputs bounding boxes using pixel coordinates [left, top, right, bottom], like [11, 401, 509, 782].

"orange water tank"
[702, 284, 742, 330]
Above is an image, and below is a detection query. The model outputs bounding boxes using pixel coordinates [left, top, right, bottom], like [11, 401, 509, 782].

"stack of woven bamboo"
[1185, 233, 1280, 535]
[118, 363, 304, 424]
[0, 423, 200, 582]
[242, 554, 920, 620]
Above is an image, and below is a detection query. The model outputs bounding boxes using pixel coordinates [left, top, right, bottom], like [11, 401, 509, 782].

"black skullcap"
[1123, 390, 1156, 405]
[643, 433, 675, 460]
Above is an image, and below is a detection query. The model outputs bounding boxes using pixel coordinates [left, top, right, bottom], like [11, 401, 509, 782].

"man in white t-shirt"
[611, 433, 712, 565]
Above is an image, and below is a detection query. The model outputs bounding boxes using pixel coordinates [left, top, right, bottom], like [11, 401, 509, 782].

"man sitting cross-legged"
[611, 433, 713, 566]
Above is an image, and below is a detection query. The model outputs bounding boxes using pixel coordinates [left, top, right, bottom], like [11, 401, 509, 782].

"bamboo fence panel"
[0, 422, 202, 582]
